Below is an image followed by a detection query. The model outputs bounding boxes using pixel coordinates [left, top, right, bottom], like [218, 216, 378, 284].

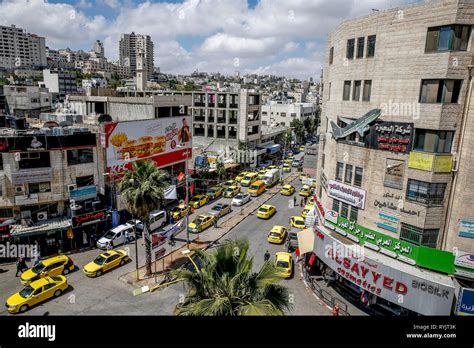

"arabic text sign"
[366, 122, 413, 154]
[408, 152, 434, 171]
[459, 220, 474, 239]
[71, 210, 107, 228]
[69, 185, 97, 201]
[456, 287, 474, 316]
[327, 180, 366, 209]
[376, 210, 400, 233]
[314, 228, 454, 315]
[12, 169, 52, 185]
[433, 155, 453, 173]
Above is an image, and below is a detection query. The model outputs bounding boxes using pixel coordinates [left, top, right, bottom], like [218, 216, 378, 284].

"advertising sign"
[454, 249, 474, 270]
[314, 228, 455, 315]
[433, 155, 453, 173]
[456, 288, 474, 316]
[11, 169, 52, 185]
[151, 233, 166, 249]
[327, 180, 366, 209]
[408, 152, 434, 171]
[459, 220, 474, 239]
[383, 159, 404, 190]
[376, 210, 400, 233]
[69, 185, 97, 201]
[71, 210, 107, 228]
[104, 117, 192, 173]
[15, 194, 38, 205]
[365, 122, 414, 153]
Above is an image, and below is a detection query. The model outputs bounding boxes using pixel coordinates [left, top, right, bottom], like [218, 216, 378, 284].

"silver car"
[232, 192, 251, 206]
[209, 203, 232, 218]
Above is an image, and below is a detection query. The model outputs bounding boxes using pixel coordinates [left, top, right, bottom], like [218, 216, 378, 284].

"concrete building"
[313, 0, 474, 316]
[119, 32, 154, 77]
[136, 49, 147, 92]
[261, 101, 317, 127]
[92, 40, 104, 59]
[40, 69, 77, 97]
[3, 85, 52, 117]
[0, 25, 46, 69]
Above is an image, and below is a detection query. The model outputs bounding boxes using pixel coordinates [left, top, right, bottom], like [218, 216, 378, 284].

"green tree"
[215, 159, 226, 180]
[290, 119, 305, 143]
[172, 239, 292, 316]
[119, 160, 170, 276]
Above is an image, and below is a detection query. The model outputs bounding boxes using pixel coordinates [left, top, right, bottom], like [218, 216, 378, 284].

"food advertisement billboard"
[104, 117, 192, 173]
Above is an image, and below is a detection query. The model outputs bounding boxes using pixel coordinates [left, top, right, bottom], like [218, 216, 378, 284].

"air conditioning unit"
[15, 185, 25, 194]
[37, 211, 48, 221]
[68, 184, 77, 192]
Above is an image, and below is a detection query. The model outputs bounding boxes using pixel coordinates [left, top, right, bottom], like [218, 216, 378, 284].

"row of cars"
[6, 249, 130, 313]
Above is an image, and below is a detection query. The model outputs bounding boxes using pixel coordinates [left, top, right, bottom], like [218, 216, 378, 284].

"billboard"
[365, 122, 413, 154]
[327, 180, 366, 209]
[104, 117, 192, 173]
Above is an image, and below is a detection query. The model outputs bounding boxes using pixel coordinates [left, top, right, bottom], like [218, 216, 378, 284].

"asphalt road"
[0, 155, 330, 316]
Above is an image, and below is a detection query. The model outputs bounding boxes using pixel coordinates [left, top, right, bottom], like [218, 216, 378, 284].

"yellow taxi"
[280, 184, 295, 196]
[188, 214, 215, 233]
[274, 252, 293, 279]
[83, 250, 130, 277]
[6, 276, 68, 313]
[283, 164, 291, 172]
[240, 172, 258, 187]
[290, 215, 306, 229]
[256, 204, 276, 219]
[223, 185, 240, 198]
[284, 159, 292, 165]
[189, 195, 208, 209]
[300, 145, 305, 152]
[206, 186, 223, 200]
[299, 173, 309, 181]
[268, 165, 278, 169]
[258, 169, 268, 175]
[267, 225, 288, 244]
[235, 172, 249, 182]
[301, 203, 313, 218]
[172, 204, 189, 221]
[299, 185, 311, 197]
[222, 180, 236, 189]
[20, 255, 74, 285]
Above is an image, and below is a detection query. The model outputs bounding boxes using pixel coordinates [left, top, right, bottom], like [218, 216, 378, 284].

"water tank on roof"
[52, 127, 62, 136]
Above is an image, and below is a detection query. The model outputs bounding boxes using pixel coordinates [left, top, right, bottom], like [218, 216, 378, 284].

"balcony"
[408, 152, 453, 173]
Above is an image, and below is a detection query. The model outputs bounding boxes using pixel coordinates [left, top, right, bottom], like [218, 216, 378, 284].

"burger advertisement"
[104, 117, 192, 174]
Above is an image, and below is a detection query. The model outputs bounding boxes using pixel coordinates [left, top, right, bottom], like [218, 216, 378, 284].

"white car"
[97, 224, 134, 249]
[232, 192, 251, 206]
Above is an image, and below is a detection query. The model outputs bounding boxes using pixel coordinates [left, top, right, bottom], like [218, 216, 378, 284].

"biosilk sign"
[315, 228, 455, 315]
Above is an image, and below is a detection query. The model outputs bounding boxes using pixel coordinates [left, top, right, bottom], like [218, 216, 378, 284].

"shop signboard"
[433, 155, 453, 173]
[71, 210, 107, 228]
[324, 215, 455, 274]
[408, 152, 434, 171]
[458, 220, 474, 239]
[12, 169, 52, 185]
[365, 122, 413, 153]
[314, 228, 455, 315]
[15, 194, 38, 205]
[455, 287, 474, 316]
[327, 180, 366, 209]
[376, 210, 400, 233]
[69, 185, 97, 201]
[104, 116, 192, 174]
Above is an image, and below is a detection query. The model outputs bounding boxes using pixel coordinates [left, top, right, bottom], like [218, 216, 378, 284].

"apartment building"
[119, 32, 154, 76]
[40, 69, 78, 97]
[0, 25, 46, 69]
[312, 0, 473, 316]
[3, 85, 52, 117]
[261, 101, 317, 127]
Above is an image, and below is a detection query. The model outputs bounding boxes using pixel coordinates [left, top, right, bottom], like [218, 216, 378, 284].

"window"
[19, 151, 51, 169]
[367, 35, 376, 57]
[419, 79, 462, 103]
[76, 175, 94, 188]
[350, 206, 358, 222]
[352, 80, 361, 101]
[344, 164, 353, 184]
[343, 81, 351, 101]
[28, 182, 51, 194]
[281, 112, 286, 117]
[346, 39, 355, 59]
[400, 223, 439, 248]
[341, 203, 349, 218]
[413, 129, 454, 153]
[354, 167, 363, 187]
[406, 179, 446, 205]
[329, 46, 334, 64]
[425, 25, 471, 52]
[362, 80, 372, 101]
[67, 148, 93, 166]
[336, 162, 344, 181]
[332, 199, 340, 212]
[356, 37, 365, 58]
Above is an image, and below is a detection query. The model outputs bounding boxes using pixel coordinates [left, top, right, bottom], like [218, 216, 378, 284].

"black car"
[286, 229, 299, 252]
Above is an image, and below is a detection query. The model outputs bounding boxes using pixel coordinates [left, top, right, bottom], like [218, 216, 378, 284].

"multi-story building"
[40, 69, 77, 98]
[119, 32, 154, 77]
[0, 25, 46, 69]
[312, 0, 473, 316]
[261, 101, 317, 127]
[3, 85, 52, 118]
[58, 48, 90, 64]
[92, 40, 104, 59]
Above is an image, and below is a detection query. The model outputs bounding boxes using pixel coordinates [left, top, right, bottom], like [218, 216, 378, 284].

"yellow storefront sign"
[434, 155, 453, 173]
[408, 152, 434, 171]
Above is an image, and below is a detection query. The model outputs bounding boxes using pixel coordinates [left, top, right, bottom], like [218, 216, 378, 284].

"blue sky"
[1, 0, 419, 79]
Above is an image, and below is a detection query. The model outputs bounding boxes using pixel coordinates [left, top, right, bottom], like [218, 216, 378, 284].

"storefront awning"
[10, 218, 71, 238]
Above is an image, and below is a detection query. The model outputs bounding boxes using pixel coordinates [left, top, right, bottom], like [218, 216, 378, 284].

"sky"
[0, 0, 420, 80]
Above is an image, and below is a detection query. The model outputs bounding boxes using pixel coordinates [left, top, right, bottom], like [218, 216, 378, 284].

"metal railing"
[304, 271, 350, 316]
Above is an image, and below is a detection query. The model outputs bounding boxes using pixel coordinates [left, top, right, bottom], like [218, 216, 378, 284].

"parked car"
[209, 203, 232, 219]
[286, 229, 300, 252]
[256, 204, 277, 219]
[97, 224, 134, 249]
[292, 159, 302, 167]
[267, 225, 288, 244]
[299, 185, 311, 197]
[125, 219, 144, 236]
[188, 214, 215, 233]
[83, 250, 130, 277]
[289, 216, 305, 229]
[171, 204, 189, 221]
[280, 185, 295, 196]
[206, 186, 224, 200]
[232, 192, 251, 206]
[223, 185, 240, 198]
[274, 252, 293, 279]
[20, 255, 75, 285]
[189, 195, 208, 209]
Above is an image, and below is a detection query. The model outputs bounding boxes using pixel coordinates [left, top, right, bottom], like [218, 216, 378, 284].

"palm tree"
[172, 239, 292, 316]
[215, 159, 226, 180]
[119, 160, 170, 276]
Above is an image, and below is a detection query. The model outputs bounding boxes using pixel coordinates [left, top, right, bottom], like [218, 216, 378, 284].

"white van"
[149, 209, 167, 232]
[97, 224, 133, 249]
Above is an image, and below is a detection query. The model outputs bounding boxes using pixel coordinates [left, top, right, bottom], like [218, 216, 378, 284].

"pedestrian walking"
[300, 197, 304, 207]
[213, 216, 218, 228]
[15, 257, 28, 277]
[293, 196, 297, 206]
[332, 303, 340, 316]
[15, 257, 22, 277]
[264, 250, 270, 262]
[91, 234, 97, 248]
[124, 229, 131, 244]
[107, 240, 114, 250]
[304, 196, 308, 205]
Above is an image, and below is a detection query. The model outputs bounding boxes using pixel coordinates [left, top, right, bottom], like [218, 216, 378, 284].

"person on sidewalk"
[293, 196, 297, 207]
[124, 230, 131, 244]
[213, 216, 218, 228]
[332, 303, 340, 316]
[264, 250, 270, 262]
[300, 197, 304, 207]
[16, 257, 28, 277]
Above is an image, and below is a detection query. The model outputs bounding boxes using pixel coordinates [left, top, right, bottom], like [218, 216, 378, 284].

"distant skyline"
[0, 0, 419, 79]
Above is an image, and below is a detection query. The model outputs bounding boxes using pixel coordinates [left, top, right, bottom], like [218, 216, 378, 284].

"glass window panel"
[344, 164, 353, 184]
[438, 26, 453, 51]
[357, 37, 364, 58]
[425, 28, 439, 52]
[343, 81, 351, 101]
[362, 80, 371, 101]
[420, 80, 439, 103]
[352, 81, 361, 101]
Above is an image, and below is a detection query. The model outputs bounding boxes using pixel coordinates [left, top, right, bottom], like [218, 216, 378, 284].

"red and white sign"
[315, 228, 454, 315]
[328, 180, 366, 209]
[104, 117, 192, 174]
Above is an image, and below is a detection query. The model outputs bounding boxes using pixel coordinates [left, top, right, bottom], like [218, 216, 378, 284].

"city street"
[0, 156, 332, 316]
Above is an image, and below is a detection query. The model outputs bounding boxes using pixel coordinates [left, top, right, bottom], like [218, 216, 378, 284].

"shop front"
[313, 226, 456, 316]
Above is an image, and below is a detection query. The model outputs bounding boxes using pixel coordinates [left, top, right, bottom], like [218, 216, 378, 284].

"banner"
[151, 220, 185, 249]
[327, 180, 366, 209]
[164, 185, 178, 200]
[104, 117, 192, 173]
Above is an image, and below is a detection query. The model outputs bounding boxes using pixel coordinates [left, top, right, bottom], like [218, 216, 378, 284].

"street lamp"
[182, 249, 199, 273]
